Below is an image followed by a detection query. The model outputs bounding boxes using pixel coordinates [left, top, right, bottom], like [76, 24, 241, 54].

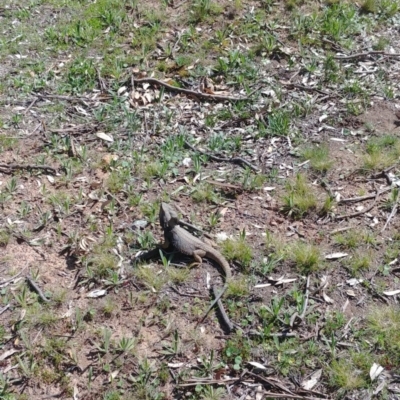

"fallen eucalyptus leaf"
[96, 132, 114, 142]
[86, 289, 107, 298]
[370, 363, 384, 381]
[325, 252, 348, 260]
[383, 289, 400, 296]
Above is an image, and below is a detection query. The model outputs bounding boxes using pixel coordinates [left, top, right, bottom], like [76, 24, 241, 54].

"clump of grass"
[167, 266, 190, 285]
[346, 251, 371, 276]
[268, 110, 290, 136]
[333, 229, 376, 250]
[85, 241, 118, 280]
[373, 36, 389, 51]
[135, 264, 168, 291]
[301, 144, 333, 173]
[190, 0, 223, 23]
[333, 230, 360, 249]
[282, 174, 317, 218]
[321, 195, 336, 216]
[329, 358, 366, 391]
[221, 236, 253, 268]
[287, 241, 322, 274]
[0, 229, 10, 246]
[285, 0, 305, 11]
[26, 303, 59, 328]
[0, 134, 18, 152]
[362, 135, 400, 171]
[365, 305, 400, 366]
[106, 170, 128, 193]
[192, 183, 220, 203]
[226, 277, 249, 298]
[360, 0, 377, 14]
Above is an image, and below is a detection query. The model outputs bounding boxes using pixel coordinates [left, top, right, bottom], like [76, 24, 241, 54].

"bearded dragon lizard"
[159, 202, 233, 331]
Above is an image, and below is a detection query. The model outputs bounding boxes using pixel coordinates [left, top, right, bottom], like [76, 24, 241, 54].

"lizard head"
[159, 202, 179, 229]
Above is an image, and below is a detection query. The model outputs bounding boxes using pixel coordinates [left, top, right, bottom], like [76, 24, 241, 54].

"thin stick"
[336, 189, 383, 220]
[0, 163, 57, 174]
[37, 93, 110, 102]
[299, 275, 310, 320]
[24, 97, 38, 115]
[0, 304, 10, 315]
[339, 187, 392, 204]
[184, 141, 259, 171]
[26, 275, 50, 303]
[133, 77, 247, 102]
[381, 191, 399, 233]
[334, 50, 400, 60]
[0, 269, 26, 287]
[261, 393, 329, 400]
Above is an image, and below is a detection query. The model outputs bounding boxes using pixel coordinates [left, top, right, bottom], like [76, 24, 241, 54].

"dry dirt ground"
[1, 0, 400, 399]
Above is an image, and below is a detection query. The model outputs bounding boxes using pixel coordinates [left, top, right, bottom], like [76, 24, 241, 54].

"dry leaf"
[383, 289, 400, 296]
[370, 363, 384, 381]
[254, 283, 272, 288]
[322, 291, 334, 304]
[325, 252, 348, 260]
[96, 132, 114, 142]
[301, 369, 322, 390]
[248, 361, 267, 370]
[0, 348, 19, 361]
[86, 289, 107, 298]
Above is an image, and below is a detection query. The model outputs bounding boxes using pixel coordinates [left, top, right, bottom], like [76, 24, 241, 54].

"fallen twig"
[0, 304, 10, 315]
[0, 163, 57, 175]
[336, 189, 384, 220]
[300, 275, 310, 320]
[381, 191, 399, 233]
[244, 370, 298, 396]
[261, 392, 329, 400]
[0, 269, 26, 287]
[49, 122, 103, 134]
[184, 141, 259, 171]
[329, 226, 353, 235]
[370, 165, 396, 185]
[26, 274, 50, 303]
[338, 188, 391, 204]
[334, 50, 400, 60]
[170, 286, 207, 299]
[177, 377, 237, 387]
[281, 82, 329, 96]
[24, 97, 38, 115]
[245, 371, 329, 399]
[132, 77, 248, 102]
[37, 93, 110, 103]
